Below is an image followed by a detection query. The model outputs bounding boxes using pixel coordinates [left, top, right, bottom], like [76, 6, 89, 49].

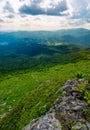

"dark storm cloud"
[19, 4, 44, 15]
[19, 0, 68, 16]
[46, 0, 68, 16]
[3, 1, 14, 13]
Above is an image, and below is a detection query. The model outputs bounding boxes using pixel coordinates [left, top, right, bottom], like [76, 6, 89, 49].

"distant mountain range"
[0, 28, 90, 47]
[0, 28, 89, 74]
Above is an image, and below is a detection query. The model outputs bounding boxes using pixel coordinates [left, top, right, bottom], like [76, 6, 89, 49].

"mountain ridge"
[22, 79, 90, 130]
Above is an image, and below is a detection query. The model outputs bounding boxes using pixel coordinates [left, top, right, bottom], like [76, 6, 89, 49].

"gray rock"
[23, 113, 62, 130]
[71, 105, 82, 111]
[71, 121, 90, 130]
[22, 79, 89, 130]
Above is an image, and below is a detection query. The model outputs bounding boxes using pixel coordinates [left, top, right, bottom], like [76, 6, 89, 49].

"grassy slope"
[0, 59, 90, 130]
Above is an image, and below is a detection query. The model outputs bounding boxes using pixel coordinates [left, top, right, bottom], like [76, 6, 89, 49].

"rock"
[22, 113, 62, 130]
[78, 79, 84, 83]
[71, 120, 90, 130]
[71, 105, 83, 111]
[22, 79, 90, 130]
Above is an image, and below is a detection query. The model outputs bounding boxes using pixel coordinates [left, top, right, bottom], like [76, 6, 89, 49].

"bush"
[76, 72, 85, 79]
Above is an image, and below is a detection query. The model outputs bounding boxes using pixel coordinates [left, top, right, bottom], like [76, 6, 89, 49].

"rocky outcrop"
[22, 79, 90, 130]
[23, 113, 62, 130]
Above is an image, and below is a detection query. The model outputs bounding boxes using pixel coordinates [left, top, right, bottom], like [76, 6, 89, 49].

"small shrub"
[76, 72, 85, 79]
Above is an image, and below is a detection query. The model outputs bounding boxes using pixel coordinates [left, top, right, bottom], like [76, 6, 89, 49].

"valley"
[0, 28, 90, 130]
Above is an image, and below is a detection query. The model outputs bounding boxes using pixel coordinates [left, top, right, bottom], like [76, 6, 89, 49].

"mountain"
[0, 28, 90, 130]
[0, 28, 90, 47]
[0, 28, 90, 74]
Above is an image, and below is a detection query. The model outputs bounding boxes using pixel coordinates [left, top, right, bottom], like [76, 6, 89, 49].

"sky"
[0, 0, 90, 31]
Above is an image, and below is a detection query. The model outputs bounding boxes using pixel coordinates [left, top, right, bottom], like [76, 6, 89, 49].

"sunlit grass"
[0, 59, 90, 130]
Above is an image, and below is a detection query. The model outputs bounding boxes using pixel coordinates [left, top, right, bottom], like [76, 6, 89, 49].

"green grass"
[0, 73, 40, 115]
[74, 80, 90, 122]
[75, 80, 90, 104]
[0, 60, 90, 130]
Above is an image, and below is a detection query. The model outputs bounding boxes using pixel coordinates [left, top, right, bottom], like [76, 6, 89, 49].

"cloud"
[68, 19, 86, 26]
[3, 1, 14, 13]
[65, 0, 90, 28]
[20, 14, 27, 17]
[87, 18, 90, 23]
[19, 0, 68, 16]
[0, 0, 90, 30]
[6, 14, 15, 18]
[0, 18, 4, 23]
[19, 2, 44, 15]
[69, 0, 90, 19]
[19, 0, 25, 1]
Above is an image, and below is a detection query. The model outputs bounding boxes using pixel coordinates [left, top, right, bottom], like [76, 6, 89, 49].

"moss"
[55, 111, 77, 130]
[82, 108, 90, 122]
